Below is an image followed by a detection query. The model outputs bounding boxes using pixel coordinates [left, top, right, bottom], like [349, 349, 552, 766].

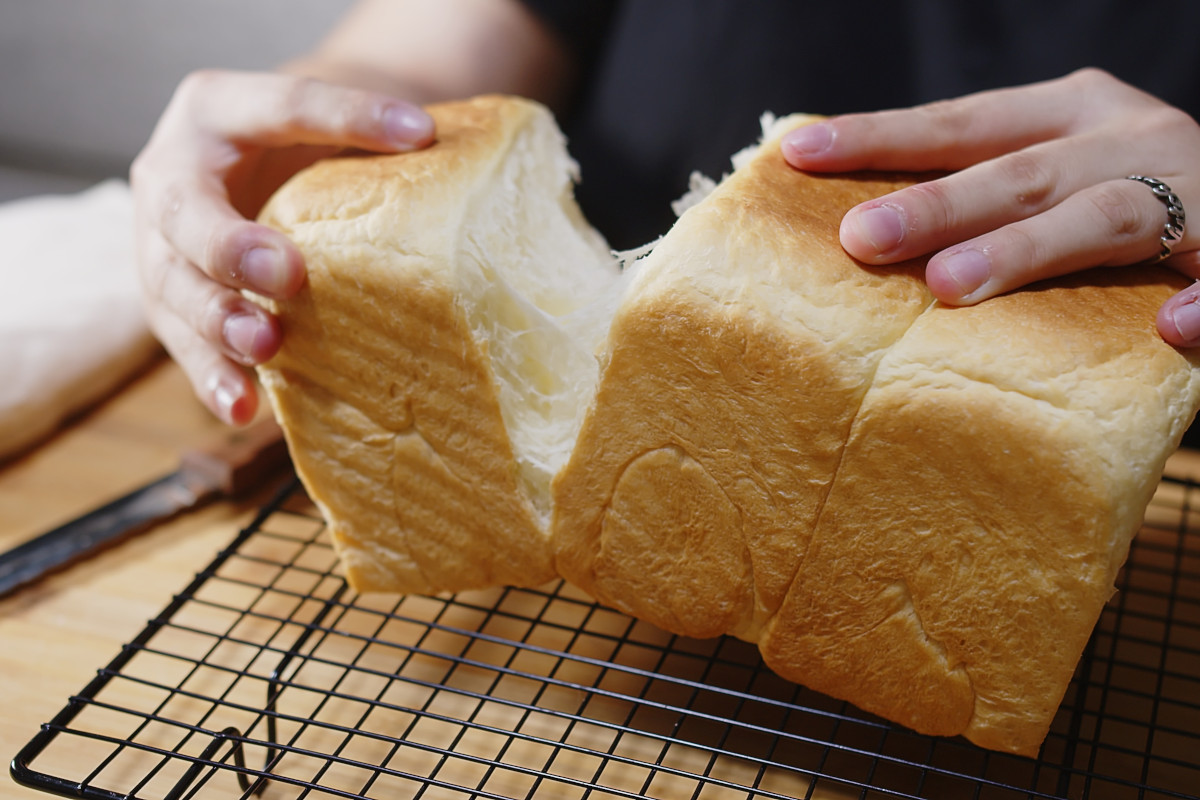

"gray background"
[0, 1, 356, 202]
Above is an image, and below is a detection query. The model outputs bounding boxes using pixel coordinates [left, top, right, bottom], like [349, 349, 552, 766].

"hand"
[780, 68, 1200, 347]
[130, 69, 435, 424]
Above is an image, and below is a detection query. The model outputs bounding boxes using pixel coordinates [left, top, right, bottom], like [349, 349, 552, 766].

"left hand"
[780, 68, 1200, 347]
[130, 70, 435, 426]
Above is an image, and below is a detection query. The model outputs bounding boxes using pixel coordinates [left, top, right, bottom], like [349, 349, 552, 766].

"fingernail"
[206, 371, 243, 425]
[849, 205, 906, 254]
[940, 248, 992, 297]
[384, 104, 434, 149]
[240, 246, 290, 297]
[782, 122, 833, 157]
[224, 312, 266, 363]
[1170, 298, 1200, 343]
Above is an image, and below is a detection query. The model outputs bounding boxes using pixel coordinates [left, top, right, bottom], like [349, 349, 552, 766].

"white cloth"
[0, 179, 160, 459]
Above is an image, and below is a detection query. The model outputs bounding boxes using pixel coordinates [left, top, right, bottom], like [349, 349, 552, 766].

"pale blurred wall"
[0, 0, 356, 201]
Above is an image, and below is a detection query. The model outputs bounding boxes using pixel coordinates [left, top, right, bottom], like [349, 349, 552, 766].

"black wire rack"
[10, 473, 1200, 800]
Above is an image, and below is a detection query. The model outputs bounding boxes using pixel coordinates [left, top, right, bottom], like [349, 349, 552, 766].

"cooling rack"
[10, 474, 1200, 800]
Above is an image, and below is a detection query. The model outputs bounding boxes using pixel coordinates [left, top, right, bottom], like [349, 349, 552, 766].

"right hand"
[130, 69, 435, 425]
[780, 69, 1200, 347]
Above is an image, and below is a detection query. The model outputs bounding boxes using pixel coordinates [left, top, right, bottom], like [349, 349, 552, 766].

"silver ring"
[1126, 175, 1186, 261]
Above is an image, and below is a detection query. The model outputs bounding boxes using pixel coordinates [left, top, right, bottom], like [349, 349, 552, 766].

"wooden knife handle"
[179, 416, 292, 496]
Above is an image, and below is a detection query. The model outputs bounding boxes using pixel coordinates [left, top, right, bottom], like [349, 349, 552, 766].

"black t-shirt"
[523, 0, 1200, 250]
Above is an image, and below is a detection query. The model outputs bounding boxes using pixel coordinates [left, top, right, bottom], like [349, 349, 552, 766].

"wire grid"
[11, 475, 1200, 800]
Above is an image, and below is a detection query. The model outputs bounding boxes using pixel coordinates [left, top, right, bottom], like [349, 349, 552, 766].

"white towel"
[0, 179, 161, 459]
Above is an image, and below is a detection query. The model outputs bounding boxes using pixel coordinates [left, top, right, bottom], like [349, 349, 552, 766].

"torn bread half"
[551, 116, 1200, 754]
[254, 94, 623, 594]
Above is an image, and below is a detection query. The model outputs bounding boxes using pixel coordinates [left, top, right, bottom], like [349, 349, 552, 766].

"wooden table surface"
[0, 357, 286, 800]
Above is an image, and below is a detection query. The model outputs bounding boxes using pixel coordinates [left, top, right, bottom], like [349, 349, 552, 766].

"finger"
[139, 223, 276, 426]
[175, 69, 435, 151]
[1157, 281, 1200, 347]
[140, 229, 283, 365]
[1164, 249, 1200, 281]
[136, 171, 307, 300]
[925, 178, 1173, 304]
[782, 80, 1077, 172]
[144, 298, 261, 426]
[780, 69, 1152, 173]
[837, 131, 1136, 263]
[134, 70, 437, 298]
[1158, 251, 1200, 346]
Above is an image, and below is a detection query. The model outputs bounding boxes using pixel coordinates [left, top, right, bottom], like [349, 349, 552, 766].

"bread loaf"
[254, 94, 1200, 756]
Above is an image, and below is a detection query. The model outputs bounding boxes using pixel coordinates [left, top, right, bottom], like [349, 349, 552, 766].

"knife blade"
[0, 415, 291, 598]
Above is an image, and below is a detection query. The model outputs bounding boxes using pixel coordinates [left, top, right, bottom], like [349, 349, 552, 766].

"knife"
[0, 416, 291, 598]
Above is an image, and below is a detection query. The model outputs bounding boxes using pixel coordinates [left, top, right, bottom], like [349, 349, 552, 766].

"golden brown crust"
[256, 95, 557, 595]
[261, 94, 539, 231]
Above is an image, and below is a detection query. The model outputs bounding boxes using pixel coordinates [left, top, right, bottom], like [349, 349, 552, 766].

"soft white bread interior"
[254, 95, 623, 593]
[254, 94, 1200, 757]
